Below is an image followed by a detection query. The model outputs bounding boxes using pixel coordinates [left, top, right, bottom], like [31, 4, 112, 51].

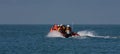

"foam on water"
[47, 31, 64, 38]
[92, 35, 118, 39]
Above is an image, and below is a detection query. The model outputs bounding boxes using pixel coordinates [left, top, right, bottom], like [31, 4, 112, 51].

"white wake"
[77, 30, 118, 39]
[77, 30, 96, 37]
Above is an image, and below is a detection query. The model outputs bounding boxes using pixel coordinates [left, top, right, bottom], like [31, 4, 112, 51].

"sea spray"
[77, 30, 96, 37]
[77, 30, 118, 39]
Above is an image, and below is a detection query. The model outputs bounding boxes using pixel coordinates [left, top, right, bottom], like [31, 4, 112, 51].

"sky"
[0, 0, 120, 24]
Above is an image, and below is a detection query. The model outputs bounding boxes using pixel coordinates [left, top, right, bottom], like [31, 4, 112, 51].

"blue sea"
[0, 24, 120, 54]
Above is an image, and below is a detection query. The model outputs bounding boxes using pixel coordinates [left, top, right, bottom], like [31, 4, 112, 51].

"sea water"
[0, 24, 120, 54]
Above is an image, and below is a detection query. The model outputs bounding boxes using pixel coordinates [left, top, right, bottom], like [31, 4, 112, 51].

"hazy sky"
[0, 0, 120, 24]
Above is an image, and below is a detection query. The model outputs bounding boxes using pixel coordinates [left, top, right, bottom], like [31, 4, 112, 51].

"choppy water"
[0, 24, 120, 54]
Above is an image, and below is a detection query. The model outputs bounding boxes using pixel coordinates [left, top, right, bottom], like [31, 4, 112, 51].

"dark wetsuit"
[65, 27, 72, 38]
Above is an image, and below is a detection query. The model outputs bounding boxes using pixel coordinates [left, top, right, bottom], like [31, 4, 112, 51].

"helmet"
[60, 24, 63, 26]
[67, 25, 70, 27]
[58, 25, 60, 26]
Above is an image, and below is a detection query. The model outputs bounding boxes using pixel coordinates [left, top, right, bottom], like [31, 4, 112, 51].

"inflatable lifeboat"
[49, 24, 80, 38]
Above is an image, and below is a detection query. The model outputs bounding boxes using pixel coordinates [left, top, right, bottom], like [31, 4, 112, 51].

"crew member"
[57, 25, 61, 31]
[65, 25, 72, 38]
[59, 24, 65, 33]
